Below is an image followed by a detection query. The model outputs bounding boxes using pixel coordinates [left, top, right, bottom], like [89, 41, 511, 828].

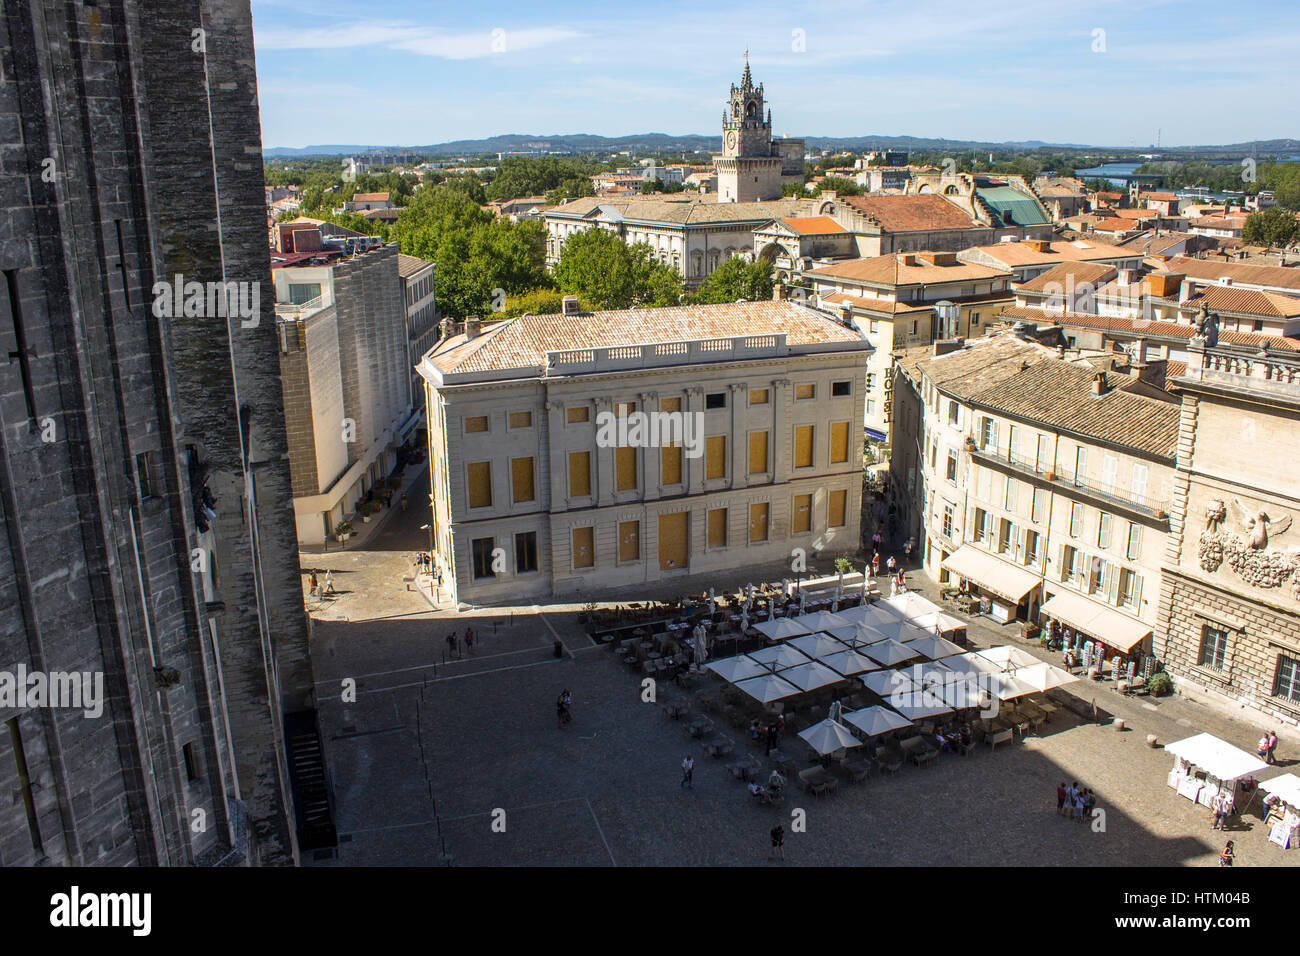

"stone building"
[418, 301, 871, 606]
[0, 0, 324, 866]
[893, 335, 1178, 656]
[273, 243, 421, 547]
[715, 59, 804, 203]
[399, 253, 440, 413]
[1158, 343, 1300, 727]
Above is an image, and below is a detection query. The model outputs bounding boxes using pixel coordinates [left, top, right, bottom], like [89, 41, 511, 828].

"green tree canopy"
[687, 257, 774, 305]
[552, 228, 682, 310]
[1242, 206, 1300, 247]
[815, 176, 863, 196]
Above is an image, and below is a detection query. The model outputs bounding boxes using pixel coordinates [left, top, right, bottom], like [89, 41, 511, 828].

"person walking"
[464, 626, 475, 656]
[1211, 791, 1226, 831]
[770, 824, 785, 860]
[1257, 734, 1270, 760]
[556, 692, 568, 729]
[324, 570, 336, 596]
[680, 754, 695, 790]
[871, 551, 881, 577]
[308, 571, 319, 598]
[1267, 730, 1279, 765]
[1220, 788, 1235, 828]
[401, 493, 408, 512]
[1056, 782, 1068, 815]
[886, 554, 897, 575]
[1218, 840, 1234, 866]
[446, 631, 459, 659]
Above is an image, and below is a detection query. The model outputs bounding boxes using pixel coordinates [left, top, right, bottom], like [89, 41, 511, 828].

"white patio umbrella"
[788, 633, 849, 659]
[799, 718, 861, 756]
[796, 609, 852, 632]
[1014, 661, 1078, 692]
[862, 668, 916, 697]
[749, 644, 811, 670]
[977, 645, 1041, 673]
[835, 569, 844, 604]
[753, 617, 811, 641]
[825, 622, 891, 648]
[708, 587, 716, 613]
[821, 648, 880, 676]
[869, 618, 934, 644]
[894, 699, 955, 721]
[906, 635, 966, 660]
[877, 592, 943, 621]
[692, 624, 710, 665]
[734, 672, 801, 704]
[862, 638, 921, 667]
[739, 609, 750, 632]
[986, 672, 1038, 701]
[781, 661, 844, 692]
[705, 654, 768, 683]
[843, 705, 913, 738]
[833, 604, 897, 628]
[943, 651, 1005, 677]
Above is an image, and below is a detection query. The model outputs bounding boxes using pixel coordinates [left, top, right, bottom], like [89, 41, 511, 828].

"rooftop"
[997, 306, 1300, 352]
[1015, 261, 1118, 293]
[543, 195, 823, 226]
[960, 238, 1137, 268]
[839, 194, 982, 232]
[807, 253, 1009, 287]
[1163, 256, 1300, 293]
[780, 215, 848, 235]
[397, 253, 434, 278]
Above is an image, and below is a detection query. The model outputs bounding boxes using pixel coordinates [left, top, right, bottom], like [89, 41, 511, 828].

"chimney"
[772, 282, 786, 302]
[1092, 370, 1108, 395]
[897, 253, 917, 267]
[562, 295, 581, 315]
[1179, 279, 1193, 303]
[1132, 338, 1147, 365]
[465, 316, 482, 339]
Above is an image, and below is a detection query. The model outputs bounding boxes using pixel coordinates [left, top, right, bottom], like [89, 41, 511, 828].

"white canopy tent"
[1166, 733, 1269, 782]
[734, 672, 802, 704]
[905, 635, 966, 660]
[821, 648, 880, 676]
[862, 668, 915, 698]
[787, 633, 849, 659]
[843, 706, 913, 738]
[798, 718, 862, 756]
[781, 661, 844, 692]
[824, 622, 892, 648]
[795, 610, 853, 632]
[752, 617, 811, 641]
[877, 592, 943, 621]
[977, 645, 1041, 672]
[705, 655, 768, 683]
[748, 644, 811, 670]
[943, 651, 1005, 678]
[867, 618, 935, 645]
[1260, 773, 1300, 810]
[1014, 661, 1079, 693]
[862, 638, 922, 667]
[833, 604, 900, 630]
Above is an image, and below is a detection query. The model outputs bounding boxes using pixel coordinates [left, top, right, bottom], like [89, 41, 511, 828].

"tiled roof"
[1093, 217, 1141, 232]
[1114, 208, 1160, 220]
[1016, 261, 1118, 293]
[918, 335, 1180, 458]
[781, 216, 848, 235]
[397, 253, 433, 278]
[840, 194, 981, 231]
[807, 253, 1008, 286]
[429, 301, 863, 375]
[1179, 285, 1300, 318]
[1164, 256, 1300, 292]
[352, 192, 390, 202]
[997, 306, 1300, 351]
[820, 289, 1012, 315]
[543, 196, 821, 226]
[961, 239, 1137, 268]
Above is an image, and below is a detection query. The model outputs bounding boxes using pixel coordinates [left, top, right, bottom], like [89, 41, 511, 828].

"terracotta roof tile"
[808, 254, 1008, 286]
[840, 194, 981, 231]
[781, 215, 847, 235]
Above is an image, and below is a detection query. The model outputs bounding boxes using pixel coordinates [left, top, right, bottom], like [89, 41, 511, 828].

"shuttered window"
[748, 431, 769, 475]
[707, 508, 728, 549]
[794, 425, 814, 469]
[618, 520, 640, 562]
[658, 512, 689, 570]
[795, 383, 815, 400]
[508, 410, 533, 429]
[829, 421, 850, 464]
[467, 461, 492, 508]
[568, 451, 591, 497]
[705, 436, 726, 479]
[749, 388, 769, 406]
[661, 444, 683, 485]
[660, 396, 681, 413]
[749, 502, 770, 542]
[567, 406, 589, 424]
[616, 446, 638, 491]
[828, 489, 847, 527]
[464, 415, 488, 433]
[511, 457, 535, 503]
[792, 493, 812, 533]
[572, 527, 594, 569]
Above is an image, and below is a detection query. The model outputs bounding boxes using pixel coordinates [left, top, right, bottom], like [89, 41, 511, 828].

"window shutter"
[1132, 574, 1144, 612]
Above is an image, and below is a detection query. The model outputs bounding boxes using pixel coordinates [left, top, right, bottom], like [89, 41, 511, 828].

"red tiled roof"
[781, 216, 847, 235]
[840, 194, 981, 231]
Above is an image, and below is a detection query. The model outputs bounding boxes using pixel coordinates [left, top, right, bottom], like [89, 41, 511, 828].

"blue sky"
[251, 0, 1299, 149]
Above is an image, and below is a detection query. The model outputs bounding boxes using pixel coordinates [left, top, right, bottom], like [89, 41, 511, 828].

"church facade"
[715, 60, 805, 203]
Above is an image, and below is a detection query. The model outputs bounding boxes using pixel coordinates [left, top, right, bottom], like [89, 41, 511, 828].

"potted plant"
[335, 521, 352, 542]
[963, 437, 977, 451]
[1044, 469, 1057, 481]
[834, 557, 854, 574]
[1021, 621, 1041, 641]
[1148, 672, 1173, 697]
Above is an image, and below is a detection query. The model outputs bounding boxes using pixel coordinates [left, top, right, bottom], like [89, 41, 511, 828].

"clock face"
[725, 130, 738, 151]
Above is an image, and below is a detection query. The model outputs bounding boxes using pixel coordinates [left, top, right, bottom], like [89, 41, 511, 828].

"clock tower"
[715, 56, 782, 202]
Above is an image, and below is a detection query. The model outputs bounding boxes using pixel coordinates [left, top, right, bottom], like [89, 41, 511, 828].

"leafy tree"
[639, 178, 660, 195]
[687, 257, 774, 304]
[544, 176, 596, 205]
[552, 228, 681, 309]
[485, 156, 602, 201]
[815, 176, 863, 196]
[494, 287, 598, 319]
[1242, 207, 1300, 247]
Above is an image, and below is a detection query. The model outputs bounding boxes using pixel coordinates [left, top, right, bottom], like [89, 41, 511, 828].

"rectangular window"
[1088, 556, 1107, 595]
[1031, 487, 1044, 524]
[946, 450, 958, 482]
[287, 282, 322, 304]
[1074, 446, 1088, 483]
[980, 416, 997, 450]
[705, 392, 726, 409]
[942, 504, 954, 538]
[705, 435, 727, 479]
[135, 452, 156, 500]
[472, 537, 496, 579]
[618, 520, 641, 562]
[973, 508, 987, 542]
[832, 380, 850, 396]
[707, 508, 728, 549]
[1004, 476, 1018, 510]
[749, 388, 769, 406]
[183, 742, 202, 783]
[829, 421, 850, 464]
[1097, 512, 1112, 549]
[1069, 502, 1082, 538]
[795, 383, 815, 400]
[1037, 434, 1051, 472]
[1273, 655, 1300, 702]
[566, 406, 589, 424]
[660, 396, 682, 413]
[464, 415, 489, 433]
[515, 531, 538, 573]
[572, 527, 595, 569]
[794, 425, 814, 469]
[828, 489, 847, 527]
[997, 518, 1012, 554]
[615, 401, 637, 418]
[511, 457, 535, 504]
[1062, 545, 1079, 582]
[1132, 463, 1148, 500]
[749, 502, 770, 542]
[615, 447, 638, 491]
[1126, 521, 1142, 561]
[661, 444, 683, 485]
[468, 462, 492, 509]
[568, 451, 591, 497]
[1117, 567, 1135, 607]
[508, 410, 533, 429]
[792, 493, 812, 533]
[1025, 529, 1040, 566]
[748, 430, 769, 475]
[948, 401, 959, 425]
[1199, 624, 1229, 670]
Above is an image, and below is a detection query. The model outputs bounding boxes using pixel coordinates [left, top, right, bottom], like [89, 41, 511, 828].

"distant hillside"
[262, 134, 1300, 159]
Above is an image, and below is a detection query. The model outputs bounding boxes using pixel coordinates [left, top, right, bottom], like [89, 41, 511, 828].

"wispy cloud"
[255, 20, 584, 59]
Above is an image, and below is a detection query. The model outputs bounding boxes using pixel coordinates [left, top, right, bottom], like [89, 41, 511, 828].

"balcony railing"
[969, 442, 1170, 521]
[274, 294, 326, 316]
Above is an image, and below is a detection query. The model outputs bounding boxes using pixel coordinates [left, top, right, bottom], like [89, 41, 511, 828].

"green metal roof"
[977, 186, 1051, 226]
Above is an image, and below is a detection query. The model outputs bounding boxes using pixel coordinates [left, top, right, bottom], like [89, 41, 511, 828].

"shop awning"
[940, 546, 1041, 604]
[1166, 733, 1268, 782]
[1040, 590, 1152, 652]
[864, 427, 888, 442]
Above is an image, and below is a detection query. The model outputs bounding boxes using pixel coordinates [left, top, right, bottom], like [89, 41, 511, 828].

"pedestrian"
[1084, 788, 1096, 819]
[871, 551, 881, 577]
[1267, 730, 1279, 764]
[680, 754, 695, 790]
[1257, 734, 1270, 760]
[446, 631, 458, 659]
[1220, 788, 1235, 827]
[1056, 782, 1067, 815]
[1218, 840, 1234, 867]
[1073, 791, 1085, 823]
[401, 493, 408, 512]
[324, 570, 336, 595]
[886, 554, 897, 574]
[1211, 791, 1226, 830]
[556, 691, 568, 729]
[765, 723, 778, 754]
[464, 626, 475, 656]
[309, 570, 319, 596]
[770, 824, 785, 860]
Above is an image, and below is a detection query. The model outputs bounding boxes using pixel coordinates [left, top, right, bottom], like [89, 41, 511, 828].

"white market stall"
[1165, 733, 1269, 811]
[1258, 774, 1300, 849]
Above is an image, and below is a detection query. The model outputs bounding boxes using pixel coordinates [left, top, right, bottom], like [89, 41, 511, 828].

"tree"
[639, 178, 661, 195]
[1242, 207, 1300, 248]
[815, 176, 862, 196]
[552, 228, 682, 309]
[544, 177, 595, 205]
[688, 257, 774, 305]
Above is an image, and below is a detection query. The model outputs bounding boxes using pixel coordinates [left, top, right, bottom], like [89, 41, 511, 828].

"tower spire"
[741, 50, 752, 89]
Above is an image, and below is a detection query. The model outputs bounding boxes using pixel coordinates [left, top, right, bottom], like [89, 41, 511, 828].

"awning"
[1166, 733, 1269, 782]
[940, 546, 1041, 604]
[1040, 591, 1152, 652]
[864, 427, 888, 442]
